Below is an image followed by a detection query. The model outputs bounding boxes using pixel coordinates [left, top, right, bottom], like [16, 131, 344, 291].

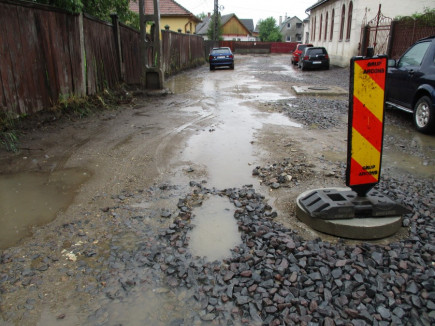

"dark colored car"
[386, 36, 435, 134]
[291, 43, 313, 65]
[298, 47, 330, 70]
[209, 47, 234, 70]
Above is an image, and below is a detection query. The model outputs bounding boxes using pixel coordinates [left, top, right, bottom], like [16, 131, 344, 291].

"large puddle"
[0, 169, 90, 249]
[101, 288, 196, 326]
[181, 98, 300, 189]
[189, 196, 241, 261]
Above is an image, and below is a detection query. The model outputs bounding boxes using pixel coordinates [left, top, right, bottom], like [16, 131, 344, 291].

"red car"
[291, 44, 313, 65]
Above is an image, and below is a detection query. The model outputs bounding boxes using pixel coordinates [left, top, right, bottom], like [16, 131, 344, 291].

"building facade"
[196, 14, 255, 41]
[306, 0, 434, 66]
[279, 16, 304, 42]
[129, 0, 200, 35]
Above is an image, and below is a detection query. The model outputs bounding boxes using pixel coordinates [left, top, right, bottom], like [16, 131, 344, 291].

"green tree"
[197, 12, 207, 20]
[34, 0, 139, 29]
[258, 17, 282, 42]
[207, 13, 223, 41]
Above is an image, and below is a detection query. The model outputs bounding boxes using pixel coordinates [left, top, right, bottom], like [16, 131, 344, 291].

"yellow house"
[129, 0, 201, 34]
[196, 13, 256, 41]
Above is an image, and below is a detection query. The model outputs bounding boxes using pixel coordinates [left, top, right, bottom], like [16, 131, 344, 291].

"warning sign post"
[346, 56, 387, 197]
[295, 54, 410, 239]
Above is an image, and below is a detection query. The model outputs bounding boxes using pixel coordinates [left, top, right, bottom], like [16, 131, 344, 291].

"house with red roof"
[129, 0, 201, 34]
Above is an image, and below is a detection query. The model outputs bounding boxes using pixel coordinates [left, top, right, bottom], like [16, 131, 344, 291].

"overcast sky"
[176, 0, 316, 26]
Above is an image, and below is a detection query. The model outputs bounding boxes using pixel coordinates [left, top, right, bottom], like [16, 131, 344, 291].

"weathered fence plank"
[120, 24, 141, 85]
[161, 31, 205, 76]
[0, 0, 83, 115]
[0, 0, 206, 118]
[83, 15, 120, 94]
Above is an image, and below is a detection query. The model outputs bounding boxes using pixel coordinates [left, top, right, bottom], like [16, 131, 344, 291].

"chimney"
[279, 16, 282, 25]
[208, 12, 211, 18]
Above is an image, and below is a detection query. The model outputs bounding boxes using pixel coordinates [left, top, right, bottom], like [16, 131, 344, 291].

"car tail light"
[209, 55, 213, 61]
[229, 55, 233, 58]
[325, 54, 329, 59]
[303, 55, 309, 60]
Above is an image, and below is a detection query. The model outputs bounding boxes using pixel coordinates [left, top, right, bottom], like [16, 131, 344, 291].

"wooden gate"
[359, 5, 392, 56]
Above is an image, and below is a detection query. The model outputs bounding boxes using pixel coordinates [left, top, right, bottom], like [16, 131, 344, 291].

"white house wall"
[308, 0, 434, 67]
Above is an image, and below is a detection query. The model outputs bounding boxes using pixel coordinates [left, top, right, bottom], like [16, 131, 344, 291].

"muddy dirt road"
[0, 55, 434, 325]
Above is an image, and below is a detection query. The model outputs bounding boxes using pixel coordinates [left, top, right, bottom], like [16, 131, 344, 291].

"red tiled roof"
[129, 0, 193, 16]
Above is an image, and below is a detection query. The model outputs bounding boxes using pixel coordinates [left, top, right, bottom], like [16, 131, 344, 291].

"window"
[398, 42, 430, 67]
[330, 9, 334, 41]
[339, 4, 345, 41]
[346, 1, 353, 40]
[296, 23, 302, 29]
[319, 14, 323, 41]
[324, 12, 328, 41]
[287, 35, 291, 41]
[287, 23, 291, 28]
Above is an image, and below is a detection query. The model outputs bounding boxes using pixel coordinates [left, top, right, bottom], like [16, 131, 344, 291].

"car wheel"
[301, 62, 306, 71]
[413, 96, 435, 134]
[210, 65, 214, 71]
[230, 64, 234, 70]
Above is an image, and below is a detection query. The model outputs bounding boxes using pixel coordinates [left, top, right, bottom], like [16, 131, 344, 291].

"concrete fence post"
[78, 13, 87, 96]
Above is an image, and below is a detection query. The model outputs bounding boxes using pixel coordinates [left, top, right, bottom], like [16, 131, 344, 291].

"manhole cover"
[308, 86, 330, 90]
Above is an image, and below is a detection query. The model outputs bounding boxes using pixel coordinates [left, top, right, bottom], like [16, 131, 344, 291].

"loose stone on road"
[0, 55, 433, 326]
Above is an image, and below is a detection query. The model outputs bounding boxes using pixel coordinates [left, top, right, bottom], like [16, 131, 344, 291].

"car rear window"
[298, 44, 312, 51]
[212, 49, 231, 55]
[307, 48, 326, 55]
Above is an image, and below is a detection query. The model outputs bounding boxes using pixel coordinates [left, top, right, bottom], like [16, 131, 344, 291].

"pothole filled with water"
[0, 168, 90, 249]
[188, 195, 241, 261]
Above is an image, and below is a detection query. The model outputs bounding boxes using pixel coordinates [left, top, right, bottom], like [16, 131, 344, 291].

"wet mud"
[0, 55, 433, 325]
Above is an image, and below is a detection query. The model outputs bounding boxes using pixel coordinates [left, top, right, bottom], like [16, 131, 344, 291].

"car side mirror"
[387, 59, 396, 68]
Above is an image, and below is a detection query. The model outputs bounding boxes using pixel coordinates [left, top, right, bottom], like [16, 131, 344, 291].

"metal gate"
[359, 5, 392, 56]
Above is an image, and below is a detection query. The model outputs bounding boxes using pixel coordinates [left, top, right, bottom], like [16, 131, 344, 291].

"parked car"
[386, 35, 435, 134]
[291, 43, 313, 65]
[209, 47, 234, 70]
[298, 47, 330, 70]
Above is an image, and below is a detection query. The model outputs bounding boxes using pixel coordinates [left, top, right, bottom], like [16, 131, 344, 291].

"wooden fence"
[161, 31, 205, 77]
[0, 1, 85, 116]
[0, 0, 206, 118]
[388, 12, 435, 59]
[220, 41, 298, 54]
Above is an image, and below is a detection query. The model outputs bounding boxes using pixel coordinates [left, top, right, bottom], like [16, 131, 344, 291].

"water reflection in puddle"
[182, 99, 300, 188]
[0, 169, 90, 249]
[189, 196, 241, 261]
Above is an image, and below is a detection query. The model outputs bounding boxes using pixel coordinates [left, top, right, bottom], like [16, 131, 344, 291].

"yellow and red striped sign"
[346, 56, 387, 196]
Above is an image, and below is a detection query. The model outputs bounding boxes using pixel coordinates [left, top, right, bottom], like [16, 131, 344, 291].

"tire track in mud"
[154, 110, 215, 174]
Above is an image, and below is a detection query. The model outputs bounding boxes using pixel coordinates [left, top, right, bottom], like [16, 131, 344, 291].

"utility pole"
[213, 0, 218, 42]
[138, 0, 146, 88]
[138, 0, 163, 89]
